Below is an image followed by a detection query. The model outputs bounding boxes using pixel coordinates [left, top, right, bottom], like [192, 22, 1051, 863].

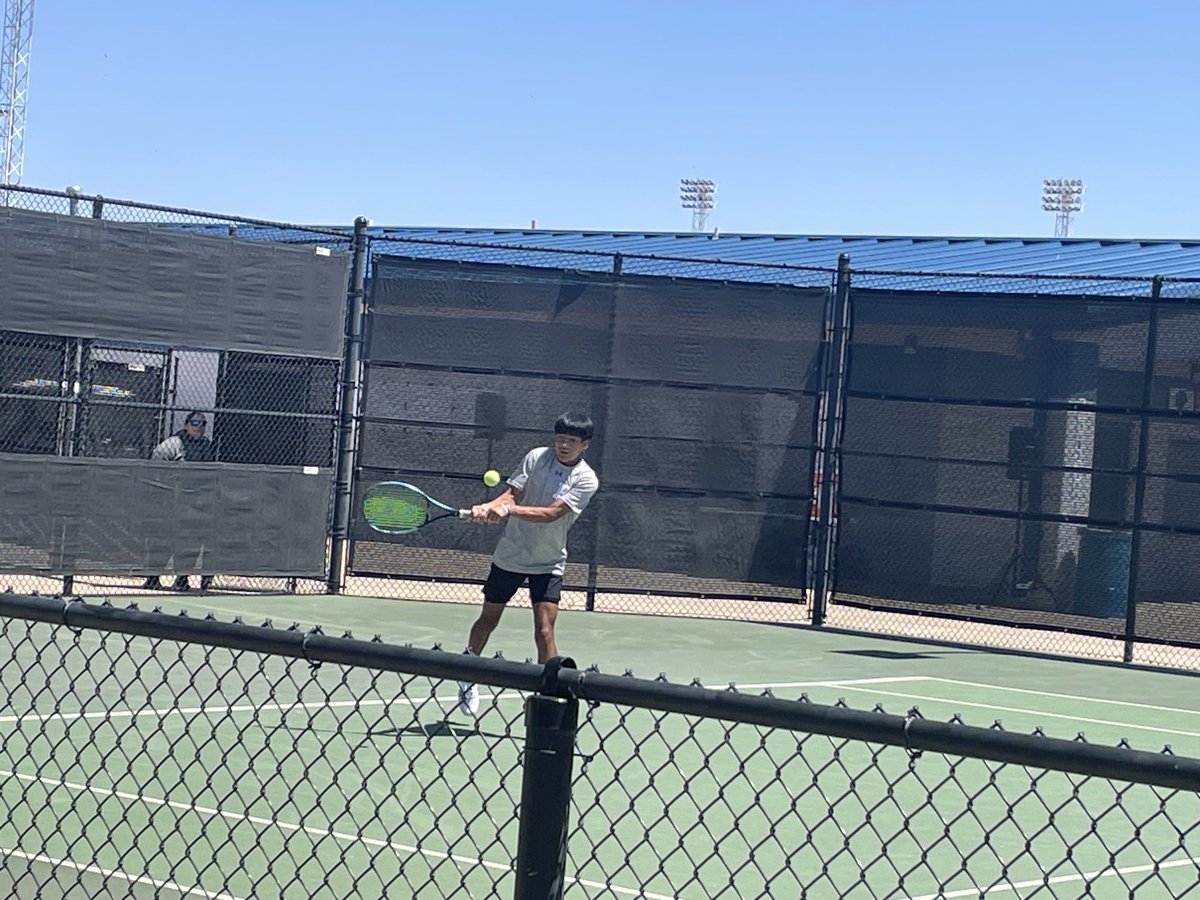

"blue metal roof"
[359, 227, 1200, 297]
[170, 221, 1200, 297]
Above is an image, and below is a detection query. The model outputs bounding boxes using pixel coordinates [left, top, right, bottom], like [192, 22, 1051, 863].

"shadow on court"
[370, 720, 518, 742]
[832, 648, 968, 660]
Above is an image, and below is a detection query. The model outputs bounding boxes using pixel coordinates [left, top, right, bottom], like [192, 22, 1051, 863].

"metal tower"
[1, 0, 36, 187]
[1041, 178, 1084, 237]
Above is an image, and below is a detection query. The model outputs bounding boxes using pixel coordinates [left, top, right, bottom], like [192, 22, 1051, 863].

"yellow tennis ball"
[483, 469, 501, 487]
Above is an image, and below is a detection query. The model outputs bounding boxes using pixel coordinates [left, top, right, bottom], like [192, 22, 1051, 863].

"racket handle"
[457, 509, 471, 519]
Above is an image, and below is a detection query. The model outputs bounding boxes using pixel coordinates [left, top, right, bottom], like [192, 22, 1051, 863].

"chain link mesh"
[365, 232, 837, 288]
[0, 184, 352, 247]
[570, 700, 1200, 898]
[0, 614, 522, 898]
[847, 267, 1165, 297]
[0, 598, 1195, 899]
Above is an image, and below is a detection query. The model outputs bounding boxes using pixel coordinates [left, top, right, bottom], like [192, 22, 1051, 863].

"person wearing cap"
[143, 410, 216, 591]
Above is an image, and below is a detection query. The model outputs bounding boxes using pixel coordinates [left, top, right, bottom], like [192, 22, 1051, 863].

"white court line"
[905, 855, 1200, 900]
[828, 686, 1200, 739]
[0, 845, 241, 900]
[719, 676, 933, 691]
[0, 678, 931, 727]
[0, 770, 675, 900]
[0, 691, 541, 728]
[929, 678, 1200, 718]
[0, 697, 425, 726]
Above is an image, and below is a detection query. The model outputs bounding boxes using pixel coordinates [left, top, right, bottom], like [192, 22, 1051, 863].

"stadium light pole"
[1042, 178, 1084, 238]
[680, 178, 716, 233]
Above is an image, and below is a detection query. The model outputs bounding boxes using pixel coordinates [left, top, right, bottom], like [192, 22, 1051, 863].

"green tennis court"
[0, 592, 1197, 898]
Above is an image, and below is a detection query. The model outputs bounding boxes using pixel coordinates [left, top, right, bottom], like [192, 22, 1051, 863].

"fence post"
[583, 253, 622, 613]
[810, 254, 852, 626]
[514, 657, 579, 900]
[91, 195, 104, 219]
[327, 217, 371, 594]
[60, 335, 90, 598]
[1124, 275, 1161, 662]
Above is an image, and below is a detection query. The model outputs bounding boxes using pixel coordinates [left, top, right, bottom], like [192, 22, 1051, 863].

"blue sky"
[19, 1, 1200, 238]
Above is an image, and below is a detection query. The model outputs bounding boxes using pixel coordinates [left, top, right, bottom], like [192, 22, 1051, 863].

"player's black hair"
[554, 411, 594, 441]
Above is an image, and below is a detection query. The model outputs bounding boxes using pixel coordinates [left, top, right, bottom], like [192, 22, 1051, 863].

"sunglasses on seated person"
[187, 418, 207, 428]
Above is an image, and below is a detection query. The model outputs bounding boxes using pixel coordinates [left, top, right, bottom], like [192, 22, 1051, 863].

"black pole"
[61, 337, 89, 597]
[809, 270, 838, 626]
[327, 217, 370, 594]
[1123, 276, 1161, 662]
[804, 274, 835, 619]
[810, 254, 851, 626]
[583, 253, 622, 613]
[513, 660, 579, 900]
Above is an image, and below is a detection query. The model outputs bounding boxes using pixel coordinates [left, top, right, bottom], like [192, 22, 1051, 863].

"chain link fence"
[4, 183, 1200, 674]
[0, 593, 1196, 899]
[366, 231, 838, 287]
[0, 186, 350, 598]
[0, 333, 338, 469]
[5, 184, 354, 246]
[347, 247, 833, 624]
[828, 268, 1200, 672]
[349, 232, 838, 629]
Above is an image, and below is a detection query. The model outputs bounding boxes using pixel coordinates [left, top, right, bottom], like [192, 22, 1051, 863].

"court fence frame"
[3, 184, 1200, 673]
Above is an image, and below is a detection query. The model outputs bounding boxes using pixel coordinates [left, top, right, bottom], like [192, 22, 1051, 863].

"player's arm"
[497, 472, 597, 525]
[497, 496, 570, 524]
[150, 436, 180, 461]
[470, 486, 524, 522]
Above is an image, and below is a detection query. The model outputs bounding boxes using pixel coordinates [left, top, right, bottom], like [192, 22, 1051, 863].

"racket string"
[363, 486, 430, 532]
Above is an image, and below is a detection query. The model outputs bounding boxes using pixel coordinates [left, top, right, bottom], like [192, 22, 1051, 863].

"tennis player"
[456, 411, 599, 715]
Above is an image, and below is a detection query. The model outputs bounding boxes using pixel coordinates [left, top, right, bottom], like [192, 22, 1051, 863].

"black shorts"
[483, 565, 563, 604]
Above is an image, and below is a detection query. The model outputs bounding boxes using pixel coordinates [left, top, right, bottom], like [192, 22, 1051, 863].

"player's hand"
[469, 504, 490, 524]
[486, 503, 511, 524]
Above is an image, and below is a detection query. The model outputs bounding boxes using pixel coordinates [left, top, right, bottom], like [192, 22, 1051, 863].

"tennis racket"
[361, 481, 470, 535]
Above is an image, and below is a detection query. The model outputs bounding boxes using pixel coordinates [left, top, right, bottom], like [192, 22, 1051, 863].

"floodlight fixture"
[1041, 179, 1085, 236]
[680, 178, 716, 232]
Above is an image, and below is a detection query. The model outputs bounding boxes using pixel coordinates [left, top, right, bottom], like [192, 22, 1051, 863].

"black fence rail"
[0, 592, 1196, 900]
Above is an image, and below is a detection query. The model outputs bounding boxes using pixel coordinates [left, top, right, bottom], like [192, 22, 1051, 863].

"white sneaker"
[456, 681, 480, 716]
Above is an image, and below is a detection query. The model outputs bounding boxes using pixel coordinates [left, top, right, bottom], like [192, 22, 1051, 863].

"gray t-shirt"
[491, 447, 599, 576]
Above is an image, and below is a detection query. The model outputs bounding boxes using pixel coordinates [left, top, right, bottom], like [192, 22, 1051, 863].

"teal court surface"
[0, 591, 1197, 899]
